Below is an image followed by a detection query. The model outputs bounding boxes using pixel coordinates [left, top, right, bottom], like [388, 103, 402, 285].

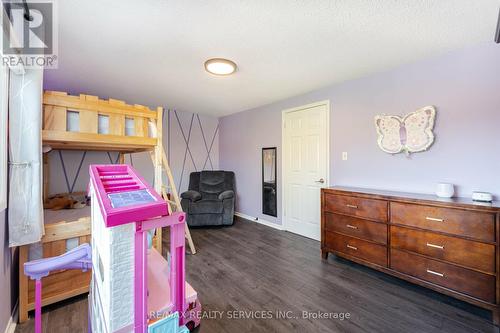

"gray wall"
[219, 42, 500, 226]
[46, 109, 219, 196]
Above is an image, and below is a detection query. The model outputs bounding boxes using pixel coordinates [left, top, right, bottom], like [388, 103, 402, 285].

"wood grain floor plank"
[16, 217, 498, 333]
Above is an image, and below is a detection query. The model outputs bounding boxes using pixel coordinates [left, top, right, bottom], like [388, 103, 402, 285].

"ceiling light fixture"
[204, 58, 237, 76]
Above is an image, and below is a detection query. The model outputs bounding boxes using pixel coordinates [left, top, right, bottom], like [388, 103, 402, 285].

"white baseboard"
[3, 301, 18, 333]
[235, 212, 284, 231]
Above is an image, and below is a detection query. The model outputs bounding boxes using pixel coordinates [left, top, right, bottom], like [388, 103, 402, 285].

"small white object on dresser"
[472, 191, 493, 202]
[435, 183, 454, 198]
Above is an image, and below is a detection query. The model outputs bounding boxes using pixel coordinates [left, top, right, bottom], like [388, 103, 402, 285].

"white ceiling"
[44, 0, 500, 117]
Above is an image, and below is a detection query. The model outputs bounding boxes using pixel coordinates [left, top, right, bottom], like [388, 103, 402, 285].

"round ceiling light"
[204, 58, 237, 76]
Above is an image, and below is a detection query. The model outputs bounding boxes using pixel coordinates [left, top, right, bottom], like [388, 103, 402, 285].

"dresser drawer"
[390, 202, 495, 242]
[391, 249, 495, 303]
[391, 226, 495, 274]
[324, 194, 388, 222]
[324, 213, 387, 244]
[325, 232, 387, 267]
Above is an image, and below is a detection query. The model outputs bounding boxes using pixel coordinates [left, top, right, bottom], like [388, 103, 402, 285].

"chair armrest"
[218, 190, 234, 200]
[181, 190, 202, 202]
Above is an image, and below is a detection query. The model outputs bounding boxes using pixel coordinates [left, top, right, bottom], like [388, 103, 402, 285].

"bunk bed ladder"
[148, 125, 197, 255]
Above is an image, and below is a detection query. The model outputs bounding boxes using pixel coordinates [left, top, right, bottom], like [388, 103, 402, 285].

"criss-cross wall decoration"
[53, 150, 122, 195]
[171, 110, 219, 192]
[48, 109, 219, 196]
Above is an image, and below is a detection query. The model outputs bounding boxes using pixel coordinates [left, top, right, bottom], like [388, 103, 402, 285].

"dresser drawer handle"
[426, 243, 444, 250]
[346, 224, 358, 230]
[346, 244, 358, 250]
[426, 269, 444, 277]
[426, 217, 444, 222]
[346, 204, 358, 209]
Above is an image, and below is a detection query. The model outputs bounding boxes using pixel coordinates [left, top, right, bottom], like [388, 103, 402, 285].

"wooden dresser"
[321, 186, 500, 324]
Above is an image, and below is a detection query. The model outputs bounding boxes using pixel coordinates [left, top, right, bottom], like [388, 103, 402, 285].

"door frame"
[281, 100, 330, 238]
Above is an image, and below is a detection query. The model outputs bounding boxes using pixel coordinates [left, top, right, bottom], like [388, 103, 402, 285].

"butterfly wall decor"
[374, 106, 436, 155]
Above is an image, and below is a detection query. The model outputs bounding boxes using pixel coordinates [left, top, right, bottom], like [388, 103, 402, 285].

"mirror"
[262, 147, 277, 217]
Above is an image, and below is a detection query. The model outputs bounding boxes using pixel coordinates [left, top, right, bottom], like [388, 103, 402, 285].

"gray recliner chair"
[180, 171, 235, 227]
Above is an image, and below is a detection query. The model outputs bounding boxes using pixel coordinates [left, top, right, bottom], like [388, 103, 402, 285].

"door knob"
[315, 178, 325, 184]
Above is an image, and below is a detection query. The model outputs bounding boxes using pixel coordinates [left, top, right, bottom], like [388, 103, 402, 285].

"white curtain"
[8, 68, 44, 247]
[0, 62, 8, 211]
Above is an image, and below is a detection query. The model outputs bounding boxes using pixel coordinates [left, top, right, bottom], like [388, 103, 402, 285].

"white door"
[283, 101, 329, 240]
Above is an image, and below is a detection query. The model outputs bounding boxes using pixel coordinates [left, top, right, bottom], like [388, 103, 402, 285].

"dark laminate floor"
[16, 217, 499, 333]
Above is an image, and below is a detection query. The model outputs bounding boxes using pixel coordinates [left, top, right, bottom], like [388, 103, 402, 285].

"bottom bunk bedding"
[28, 207, 91, 261]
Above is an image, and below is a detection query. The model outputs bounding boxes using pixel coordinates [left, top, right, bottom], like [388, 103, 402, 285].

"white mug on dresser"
[435, 183, 455, 198]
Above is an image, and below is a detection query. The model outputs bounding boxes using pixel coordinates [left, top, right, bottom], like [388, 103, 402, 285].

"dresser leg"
[321, 250, 328, 260]
[493, 309, 500, 326]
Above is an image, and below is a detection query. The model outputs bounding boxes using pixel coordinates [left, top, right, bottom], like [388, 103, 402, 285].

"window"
[0, 62, 8, 210]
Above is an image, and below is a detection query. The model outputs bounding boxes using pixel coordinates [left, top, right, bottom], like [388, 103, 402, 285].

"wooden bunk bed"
[19, 91, 195, 323]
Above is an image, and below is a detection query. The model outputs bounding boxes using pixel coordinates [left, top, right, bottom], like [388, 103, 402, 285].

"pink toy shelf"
[24, 165, 201, 333]
[89, 165, 167, 227]
[89, 164, 200, 333]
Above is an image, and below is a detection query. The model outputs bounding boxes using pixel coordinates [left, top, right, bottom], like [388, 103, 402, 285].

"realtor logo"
[1, 0, 58, 68]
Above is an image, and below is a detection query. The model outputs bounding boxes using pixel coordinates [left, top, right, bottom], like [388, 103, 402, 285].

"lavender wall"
[0, 209, 15, 331]
[219, 42, 500, 226]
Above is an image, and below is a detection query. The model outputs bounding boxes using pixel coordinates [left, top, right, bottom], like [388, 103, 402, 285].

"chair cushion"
[189, 199, 223, 215]
[199, 171, 226, 199]
[218, 190, 234, 200]
[180, 190, 201, 201]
